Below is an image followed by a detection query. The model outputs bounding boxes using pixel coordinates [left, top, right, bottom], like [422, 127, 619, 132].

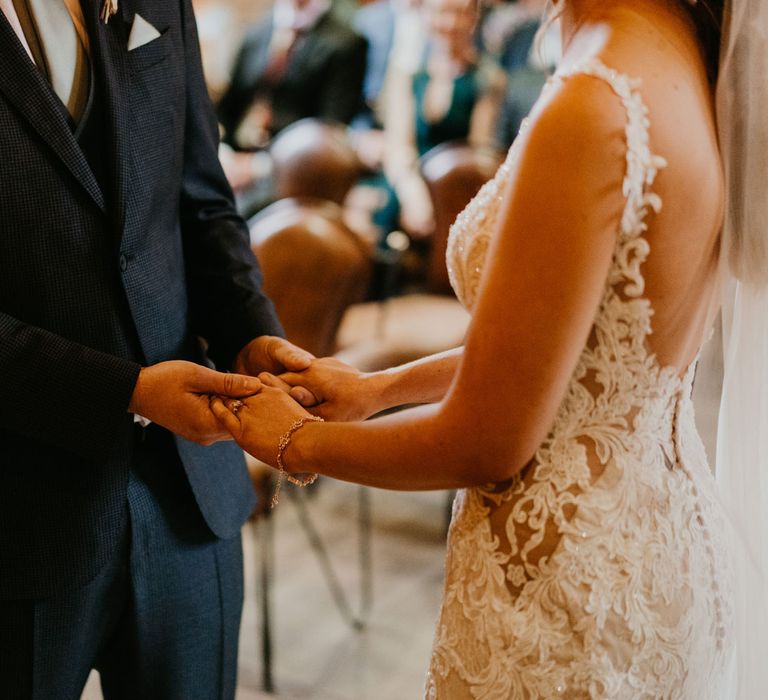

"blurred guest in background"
[192, 0, 242, 102]
[380, 0, 505, 238]
[478, 0, 536, 59]
[493, 0, 560, 148]
[217, 0, 367, 208]
[352, 0, 426, 131]
[343, 0, 426, 244]
[352, 0, 395, 134]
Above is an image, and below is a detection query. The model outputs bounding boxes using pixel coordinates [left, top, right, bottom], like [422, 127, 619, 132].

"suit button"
[119, 254, 128, 272]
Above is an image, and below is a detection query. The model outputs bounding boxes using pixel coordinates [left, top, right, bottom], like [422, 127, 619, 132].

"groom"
[0, 1, 311, 698]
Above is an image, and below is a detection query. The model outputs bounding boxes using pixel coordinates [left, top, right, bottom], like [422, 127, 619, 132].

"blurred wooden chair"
[250, 197, 371, 357]
[246, 197, 373, 692]
[420, 142, 504, 295]
[335, 293, 470, 372]
[269, 119, 362, 206]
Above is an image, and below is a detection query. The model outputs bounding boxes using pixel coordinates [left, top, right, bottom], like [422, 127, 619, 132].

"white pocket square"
[128, 13, 161, 51]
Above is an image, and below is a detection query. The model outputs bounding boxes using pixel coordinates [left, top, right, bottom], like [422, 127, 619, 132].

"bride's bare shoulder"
[525, 67, 629, 140]
[506, 69, 631, 215]
[519, 51, 718, 193]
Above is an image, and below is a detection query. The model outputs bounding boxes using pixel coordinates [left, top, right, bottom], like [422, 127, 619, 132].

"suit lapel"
[79, 0, 131, 244]
[0, 12, 106, 211]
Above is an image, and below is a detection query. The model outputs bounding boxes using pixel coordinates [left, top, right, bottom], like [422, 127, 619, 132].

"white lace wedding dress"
[426, 60, 734, 699]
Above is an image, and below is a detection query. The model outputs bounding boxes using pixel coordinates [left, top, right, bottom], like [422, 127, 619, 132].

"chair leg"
[358, 485, 373, 623]
[288, 485, 372, 630]
[254, 512, 275, 693]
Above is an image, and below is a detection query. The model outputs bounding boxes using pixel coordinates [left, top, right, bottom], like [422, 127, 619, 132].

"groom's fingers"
[210, 398, 242, 436]
[258, 372, 291, 392]
[260, 372, 318, 406]
[268, 338, 314, 372]
[288, 386, 318, 407]
[280, 373, 322, 404]
[193, 367, 262, 397]
[276, 371, 305, 388]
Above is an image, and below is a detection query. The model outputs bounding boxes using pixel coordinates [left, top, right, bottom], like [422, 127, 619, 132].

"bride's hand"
[269, 357, 378, 422]
[210, 387, 312, 467]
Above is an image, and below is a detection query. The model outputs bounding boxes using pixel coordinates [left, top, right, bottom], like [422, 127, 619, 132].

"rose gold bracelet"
[270, 415, 324, 508]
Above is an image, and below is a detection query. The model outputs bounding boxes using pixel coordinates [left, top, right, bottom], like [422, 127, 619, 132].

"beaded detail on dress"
[427, 59, 734, 699]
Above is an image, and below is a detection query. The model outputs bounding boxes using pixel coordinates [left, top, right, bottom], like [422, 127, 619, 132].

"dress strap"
[548, 57, 668, 296]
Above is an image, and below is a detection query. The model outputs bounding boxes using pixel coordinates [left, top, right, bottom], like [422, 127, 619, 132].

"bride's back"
[587, 0, 723, 372]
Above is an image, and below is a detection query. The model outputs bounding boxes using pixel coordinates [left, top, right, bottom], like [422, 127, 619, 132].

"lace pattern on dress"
[428, 59, 734, 699]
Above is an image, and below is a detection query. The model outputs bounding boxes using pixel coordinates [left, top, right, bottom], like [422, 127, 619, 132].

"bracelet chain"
[271, 415, 324, 507]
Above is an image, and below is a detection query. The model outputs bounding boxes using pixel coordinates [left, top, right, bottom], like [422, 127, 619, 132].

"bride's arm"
[272, 348, 463, 421]
[214, 77, 630, 489]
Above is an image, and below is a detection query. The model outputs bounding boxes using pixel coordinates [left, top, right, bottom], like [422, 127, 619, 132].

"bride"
[212, 0, 766, 695]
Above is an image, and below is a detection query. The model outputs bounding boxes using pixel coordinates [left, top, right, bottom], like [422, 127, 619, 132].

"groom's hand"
[128, 360, 262, 445]
[234, 336, 314, 377]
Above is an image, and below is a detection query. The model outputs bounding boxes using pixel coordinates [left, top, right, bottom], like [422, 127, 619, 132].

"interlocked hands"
[209, 355, 377, 467]
[128, 336, 314, 445]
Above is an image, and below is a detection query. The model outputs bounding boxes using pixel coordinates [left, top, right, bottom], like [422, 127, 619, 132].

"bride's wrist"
[362, 370, 400, 417]
[280, 416, 322, 474]
[270, 415, 323, 507]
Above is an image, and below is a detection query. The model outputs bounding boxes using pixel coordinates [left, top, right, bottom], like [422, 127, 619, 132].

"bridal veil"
[715, 0, 768, 693]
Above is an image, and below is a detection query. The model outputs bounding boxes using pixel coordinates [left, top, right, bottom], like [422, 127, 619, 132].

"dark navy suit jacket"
[0, 0, 283, 599]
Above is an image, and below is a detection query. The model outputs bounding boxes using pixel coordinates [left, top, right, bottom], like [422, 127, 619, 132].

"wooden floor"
[236, 484, 448, 700]
[82, 332, 723, 700]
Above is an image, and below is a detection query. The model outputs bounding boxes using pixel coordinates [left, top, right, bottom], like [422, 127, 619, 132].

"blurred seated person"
[217, 0, 367, 211]
[192, 0, 241, 103]
[344, 0, 426, 243]
[380, 0, 505, 239]
[345, 0, 398, 188]
[493, 0, 554, 73]
[352, 0, 395, 133]
[495, 2, 560, 149]
[478, 0, 538, 61]
[351, 0, 426, 133]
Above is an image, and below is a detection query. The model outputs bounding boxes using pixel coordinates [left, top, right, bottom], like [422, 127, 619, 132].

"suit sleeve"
[0, 312, 141, 461]
[178, 0, 284, 370]
[318, 34, 368, 125]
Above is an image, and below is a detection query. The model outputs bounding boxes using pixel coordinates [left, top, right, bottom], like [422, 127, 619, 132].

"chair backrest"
[269, 119, 362, 205]
[420, 142, 503, 295]
[249, 198, 372, 357]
